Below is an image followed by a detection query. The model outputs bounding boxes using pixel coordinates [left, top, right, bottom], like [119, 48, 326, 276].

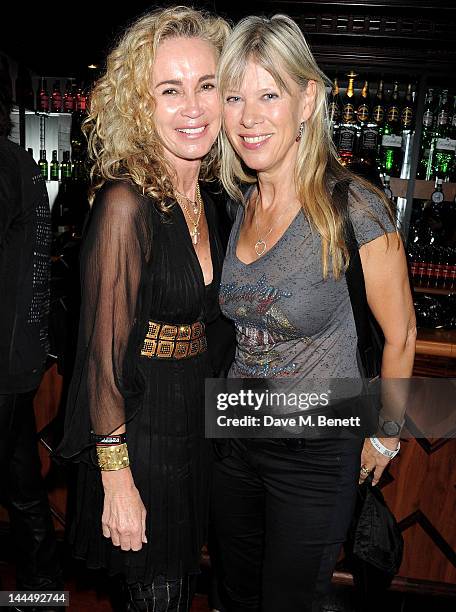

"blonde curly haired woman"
[57, 6, 230, 611]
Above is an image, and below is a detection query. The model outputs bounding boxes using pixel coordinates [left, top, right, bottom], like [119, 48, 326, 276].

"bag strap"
[333, 180, 383, 379]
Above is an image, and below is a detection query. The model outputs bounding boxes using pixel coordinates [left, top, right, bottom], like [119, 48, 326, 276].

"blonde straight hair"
[83, 5, 230, 209]
[217, 14, 395, 278]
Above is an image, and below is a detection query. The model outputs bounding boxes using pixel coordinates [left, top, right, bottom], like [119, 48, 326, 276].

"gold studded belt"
[140, 320, 207, 359]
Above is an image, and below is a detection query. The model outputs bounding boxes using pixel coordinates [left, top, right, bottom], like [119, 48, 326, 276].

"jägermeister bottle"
[61, 151, 72, 182]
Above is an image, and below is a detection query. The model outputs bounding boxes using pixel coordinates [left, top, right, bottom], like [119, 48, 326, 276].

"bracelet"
[96, 443, 130, 471]
[92, 432, 127, 446]
[369, 436, 400, 459]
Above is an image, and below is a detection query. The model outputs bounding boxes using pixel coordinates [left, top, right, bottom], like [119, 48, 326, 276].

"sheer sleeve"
[57, 182, 150, 460]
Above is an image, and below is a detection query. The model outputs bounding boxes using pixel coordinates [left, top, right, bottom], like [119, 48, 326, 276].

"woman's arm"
[359, 232, 416, 484]
[79, 183, 147, 550]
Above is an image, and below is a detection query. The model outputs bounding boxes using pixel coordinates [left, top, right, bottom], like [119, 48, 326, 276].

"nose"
[241, 100, 262, 129]
[181, 92, 204, 119]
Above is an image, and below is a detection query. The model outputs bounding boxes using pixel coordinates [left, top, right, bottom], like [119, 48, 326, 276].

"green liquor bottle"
[433, 90, 455, 181]
[38, 150, 48, 180]
[380, 82, 402, 177]
[50, 150, 60, 181]
[61, 151, 72, 182]
[416, 89, 436, 180]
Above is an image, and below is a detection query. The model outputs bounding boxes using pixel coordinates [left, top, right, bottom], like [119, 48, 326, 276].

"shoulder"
[91, 180, 144, 223]
[346, 179, 396, 247]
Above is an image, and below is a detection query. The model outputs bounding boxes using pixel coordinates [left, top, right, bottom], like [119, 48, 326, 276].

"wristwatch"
[378, 414, 404, 437]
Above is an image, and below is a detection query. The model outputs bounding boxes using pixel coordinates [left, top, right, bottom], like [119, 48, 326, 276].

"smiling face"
[223, 60, 314, 178]
[151, 36, 221, 171]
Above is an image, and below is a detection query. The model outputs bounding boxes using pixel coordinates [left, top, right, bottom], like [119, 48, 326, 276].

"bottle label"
[401, 107, 413, 127]
[381, 134, 402, 148]
[357, 104, 369, 122]
[342, 104, 355, 123]
[361, 127, 378, 150]
[338, 127, 356, 152]
[431, 190, 444, 203]
[435, 138, 456, 152]
[437, 111, 448, 126]
[423, 110, 433, 127]
[387, 106, 400, 123]
[372, 105, 384, 123]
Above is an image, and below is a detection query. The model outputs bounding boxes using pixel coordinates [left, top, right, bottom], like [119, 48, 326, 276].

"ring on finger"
[360, 465, 372, 476]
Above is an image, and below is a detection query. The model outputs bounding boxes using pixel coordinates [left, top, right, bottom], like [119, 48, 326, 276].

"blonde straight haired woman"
[57, 6, 230, 611]
[211, 14, 415, 611]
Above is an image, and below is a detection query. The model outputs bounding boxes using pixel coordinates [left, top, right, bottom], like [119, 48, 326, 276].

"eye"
[201, 82, 216, 91]
[225, 95, 241, 103]
[162, 88, 178, 96]
[263, 93, 279, 100]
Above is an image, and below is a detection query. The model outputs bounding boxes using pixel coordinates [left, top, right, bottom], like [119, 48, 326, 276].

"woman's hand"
[359, 437, 399, 486]
[101, 467, 147, 551]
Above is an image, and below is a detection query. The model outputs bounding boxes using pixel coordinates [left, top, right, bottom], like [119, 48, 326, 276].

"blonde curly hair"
[83, 5, 230, 208]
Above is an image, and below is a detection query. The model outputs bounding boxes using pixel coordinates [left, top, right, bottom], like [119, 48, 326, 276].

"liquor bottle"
[61, 150, 72, 182]
[450, 95, 456, 181]
[399, 83, 415, 178]
[382, 175, 393, 200]
[380, 82, 402, 177]
[36, 78, 49, 113]
[356, 81, 378, 167]
[38, 150, 48, 180]
[371, 80, 385, 130]
[400, 83, 414, 132]
[433, 90, 456, 181]
[416, 88, 436, 180]
[50, 150, 60, 181]
[337, 72, 358, 164]
[75, 85, 87, 114]
[328, 77, 342, 141]
[51, 81, 63, 113]
[63, 80, 74, 113]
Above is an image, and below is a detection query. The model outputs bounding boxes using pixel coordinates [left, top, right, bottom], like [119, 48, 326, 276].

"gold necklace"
[176, 182, 203, 245]
[253, 191, 298, 257]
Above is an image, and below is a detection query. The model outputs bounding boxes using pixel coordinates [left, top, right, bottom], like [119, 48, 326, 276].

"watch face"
[383, 420, 400, 436]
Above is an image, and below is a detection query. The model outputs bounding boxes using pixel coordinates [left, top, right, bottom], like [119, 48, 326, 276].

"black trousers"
[211, 437, 362, 612]
[0, 389, 61, 590]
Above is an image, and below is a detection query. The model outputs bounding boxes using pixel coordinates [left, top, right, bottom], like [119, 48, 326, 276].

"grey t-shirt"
[220, 183, 395, 380]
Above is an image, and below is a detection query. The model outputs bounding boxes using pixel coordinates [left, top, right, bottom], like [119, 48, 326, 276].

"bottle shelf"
[413, 284, 456, 296]
[416, 328, 456, 358]
[390, 178, 456, 201]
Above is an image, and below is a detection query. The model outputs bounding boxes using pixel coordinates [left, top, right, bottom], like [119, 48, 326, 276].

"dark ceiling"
[1, 1, 455, 80]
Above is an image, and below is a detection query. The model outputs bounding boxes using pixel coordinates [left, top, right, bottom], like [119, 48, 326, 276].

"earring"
[296, 121, 304, 142]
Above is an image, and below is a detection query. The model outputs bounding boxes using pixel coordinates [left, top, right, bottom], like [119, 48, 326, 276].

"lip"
[239, 133, 272, 150]
[175, 124, 209, 139]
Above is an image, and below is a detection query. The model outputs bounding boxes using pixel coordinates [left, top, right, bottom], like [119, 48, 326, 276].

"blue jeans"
[211, 437, 362, 612]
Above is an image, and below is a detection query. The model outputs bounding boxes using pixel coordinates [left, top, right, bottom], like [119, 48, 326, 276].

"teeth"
[177, 126, 206, 134]
[242, 135, 272, 144]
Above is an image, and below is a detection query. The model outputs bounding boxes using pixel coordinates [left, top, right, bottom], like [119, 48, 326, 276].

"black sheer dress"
[57, 180, 226, 583]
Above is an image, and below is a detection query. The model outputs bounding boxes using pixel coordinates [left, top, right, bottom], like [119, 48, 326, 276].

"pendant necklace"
[253, 191, 298, 257]
[175, 182, 203, 245]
